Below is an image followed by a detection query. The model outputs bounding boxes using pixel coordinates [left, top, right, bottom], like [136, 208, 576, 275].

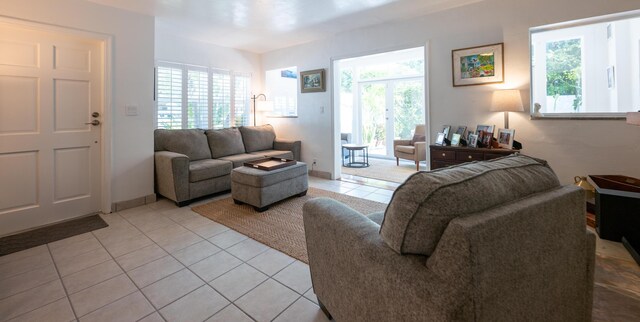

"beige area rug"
[341, 157, 420, 183]
[191, 187, 387, 263]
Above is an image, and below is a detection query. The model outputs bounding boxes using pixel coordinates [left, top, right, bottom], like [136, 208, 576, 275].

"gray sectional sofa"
[303, 155, 595, 321]
[154, 124, 301, 206]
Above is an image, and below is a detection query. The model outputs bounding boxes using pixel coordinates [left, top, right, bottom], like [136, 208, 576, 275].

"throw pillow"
[411, 134, 426, 146]
[205, 128, 246, 158]
[154, 129, 212, 161]
[239, 124, 276, 152]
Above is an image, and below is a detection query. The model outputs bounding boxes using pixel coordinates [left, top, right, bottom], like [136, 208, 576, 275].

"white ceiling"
[88, 0, 482, 53]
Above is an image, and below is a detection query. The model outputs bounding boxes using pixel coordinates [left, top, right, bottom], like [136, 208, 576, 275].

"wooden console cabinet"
[430, 145, 518, 169]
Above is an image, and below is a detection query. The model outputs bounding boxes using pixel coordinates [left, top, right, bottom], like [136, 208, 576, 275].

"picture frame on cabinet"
[468, 133, 479, 148]
[435, 132, 446, 145]
[497, 128, 515, 149]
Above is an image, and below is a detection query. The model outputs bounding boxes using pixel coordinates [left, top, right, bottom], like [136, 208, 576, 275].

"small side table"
[342, 144, 369, 168]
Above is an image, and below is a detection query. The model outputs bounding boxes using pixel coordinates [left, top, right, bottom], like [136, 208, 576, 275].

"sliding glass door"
[359, 78, 424, 157]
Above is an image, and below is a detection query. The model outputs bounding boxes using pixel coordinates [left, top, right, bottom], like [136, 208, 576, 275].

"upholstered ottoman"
[231, 162, 308, 211]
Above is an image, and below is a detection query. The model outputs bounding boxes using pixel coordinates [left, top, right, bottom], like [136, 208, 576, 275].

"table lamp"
[491, 89, 524, 129]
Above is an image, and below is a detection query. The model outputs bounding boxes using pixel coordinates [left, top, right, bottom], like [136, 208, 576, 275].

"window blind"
[156, 66, 183, 129]
[155, 62, 251, 130]
[233, 74, 250, 127]
[187, 69, 208, 129]
[211, 70, 231, 129]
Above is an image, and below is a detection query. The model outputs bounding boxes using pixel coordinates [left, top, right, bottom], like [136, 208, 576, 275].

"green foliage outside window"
[546, 38, 582, 111]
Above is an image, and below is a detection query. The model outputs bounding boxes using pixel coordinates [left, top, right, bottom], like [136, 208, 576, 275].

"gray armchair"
[303, 155, 595, 321]
[394, 124, 426, 171]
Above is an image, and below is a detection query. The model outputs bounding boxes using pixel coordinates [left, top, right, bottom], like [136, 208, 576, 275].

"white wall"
[0, 0, 155, 204]
[154, 30, 262, 93]
[261, 0, 640, 184]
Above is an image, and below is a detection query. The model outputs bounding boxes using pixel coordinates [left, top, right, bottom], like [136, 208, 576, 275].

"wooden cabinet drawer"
[456, 151, 483, 162]
[485, 152, 511, 160]
[432, 150, 455, 160]
[431, 160, 458, 169]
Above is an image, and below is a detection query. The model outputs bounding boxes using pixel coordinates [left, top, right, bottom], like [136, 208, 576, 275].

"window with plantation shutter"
[233, 73, 250, 127]
[155, 62, 251, 129]
[187, 69, 209, 129]
[211, 70, 231, 129]
[156, 65, 183, 129]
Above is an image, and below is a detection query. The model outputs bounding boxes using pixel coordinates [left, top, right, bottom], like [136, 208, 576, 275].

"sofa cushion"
[249, 150, 294, 160]
[218, 153, 264, 168]
[205, 128, 246, 158]
[239, 124, 276, 153]
[395, 145, 415, 154]
[380, 154, 561, 256]
[189, 159, 232, 183]
[154, 129, 212, 161]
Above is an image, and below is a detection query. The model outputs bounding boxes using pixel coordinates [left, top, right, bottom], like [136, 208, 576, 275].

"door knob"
[92, 112, 100, 117]
[85, 120, 101, 126]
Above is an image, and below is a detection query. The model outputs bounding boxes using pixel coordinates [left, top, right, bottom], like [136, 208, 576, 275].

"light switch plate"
[125, 105, 138, 116]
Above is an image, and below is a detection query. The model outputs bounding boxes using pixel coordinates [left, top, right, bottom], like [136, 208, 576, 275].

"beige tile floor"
[1, 176, 635, 321]
[0, 177, 394, 322]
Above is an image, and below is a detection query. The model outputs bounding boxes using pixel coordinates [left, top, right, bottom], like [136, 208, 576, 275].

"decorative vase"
[574, 176, 595, 200]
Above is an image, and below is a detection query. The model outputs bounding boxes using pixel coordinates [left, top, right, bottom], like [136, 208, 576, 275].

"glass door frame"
[357, 76, 424, 158]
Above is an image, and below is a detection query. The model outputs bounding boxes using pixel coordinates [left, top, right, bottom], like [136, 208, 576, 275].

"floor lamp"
[251, 94, 266, 126]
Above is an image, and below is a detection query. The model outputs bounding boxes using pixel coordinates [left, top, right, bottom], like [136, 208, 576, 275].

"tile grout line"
[133, 205, 303, 321]
[47, 244, 78, 320]
[269, 294, 305, 322]
[0, 251, 54, 281]
[3, 245, 74, 321]
[120, 208, 246, 318]
[89, 219, 163, 320]
[0, 264, 59, 302]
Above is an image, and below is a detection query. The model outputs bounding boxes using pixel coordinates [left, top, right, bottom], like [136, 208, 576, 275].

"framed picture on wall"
[452, 43, 504, 87]
[300, 69, 326, 93]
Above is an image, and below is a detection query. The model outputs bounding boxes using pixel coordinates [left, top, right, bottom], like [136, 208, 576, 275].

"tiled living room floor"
[2, 176, 637, 321]
[0, 177, 393, 322]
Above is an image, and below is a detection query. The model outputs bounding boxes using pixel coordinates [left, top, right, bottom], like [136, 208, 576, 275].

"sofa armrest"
[414, 141, 427, 161]
[303, 198, 463, 321]
[274, 138, 301, 161]
[154, 151, 190, 203]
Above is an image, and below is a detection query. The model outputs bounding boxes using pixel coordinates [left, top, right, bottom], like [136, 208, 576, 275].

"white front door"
[0, 22, 104, 236]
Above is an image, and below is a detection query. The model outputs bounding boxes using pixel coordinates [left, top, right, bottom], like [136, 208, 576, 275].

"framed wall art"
[300, 69, 326, 93]
[452, 43, 504, 87]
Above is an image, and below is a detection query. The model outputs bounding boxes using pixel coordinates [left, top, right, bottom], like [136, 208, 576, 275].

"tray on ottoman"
[244, 157, 296, 171]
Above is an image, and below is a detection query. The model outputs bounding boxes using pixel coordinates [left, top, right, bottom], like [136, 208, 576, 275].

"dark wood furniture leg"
[318, 299, 333, 320]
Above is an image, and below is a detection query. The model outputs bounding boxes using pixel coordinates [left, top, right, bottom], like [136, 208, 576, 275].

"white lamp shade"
[491, 89, 524, 112]
[256, 100, 274, 112]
